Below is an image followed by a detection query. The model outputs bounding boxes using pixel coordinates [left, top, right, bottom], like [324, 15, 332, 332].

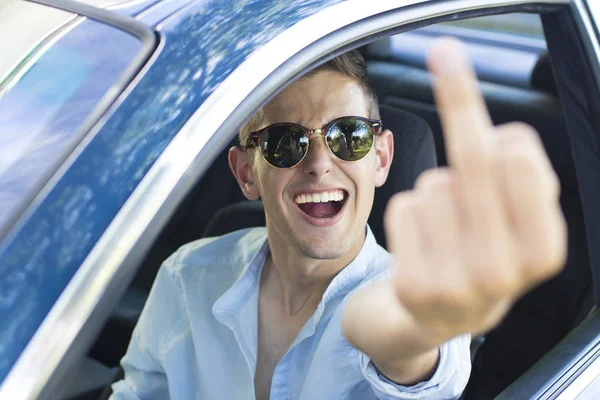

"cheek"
[256, 167, 293, 201]
[346, 155, 378, 189]
[345, 162, 377, 207]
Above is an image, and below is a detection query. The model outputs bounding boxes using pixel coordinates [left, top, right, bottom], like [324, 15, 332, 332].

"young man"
[111, 39, 566, 399]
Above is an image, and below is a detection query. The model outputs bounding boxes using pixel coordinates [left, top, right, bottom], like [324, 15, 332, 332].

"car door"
[96, 1, 600, 399]
[2, 1, 599, 399]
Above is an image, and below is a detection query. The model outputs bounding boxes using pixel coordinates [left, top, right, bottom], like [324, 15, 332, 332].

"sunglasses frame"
[248, 116, 383, 169]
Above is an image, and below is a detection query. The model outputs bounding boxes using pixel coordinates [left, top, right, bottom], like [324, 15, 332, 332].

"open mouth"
[294, 190, 347, 219]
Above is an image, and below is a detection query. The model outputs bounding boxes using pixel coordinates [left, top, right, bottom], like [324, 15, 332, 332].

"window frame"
[497, 310, 600, 399]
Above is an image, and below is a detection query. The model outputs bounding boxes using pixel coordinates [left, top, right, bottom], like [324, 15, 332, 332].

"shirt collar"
[212, 235, 269, 321]
[213, 226, 384, 322]
[313, 225, 382, 323]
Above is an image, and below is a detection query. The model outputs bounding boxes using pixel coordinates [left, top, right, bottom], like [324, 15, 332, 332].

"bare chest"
[253, 302, 314, 400]
[254, 323, 296, 400]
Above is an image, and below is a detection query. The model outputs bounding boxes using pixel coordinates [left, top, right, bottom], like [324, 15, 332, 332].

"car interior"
[61, 12, 594, 400]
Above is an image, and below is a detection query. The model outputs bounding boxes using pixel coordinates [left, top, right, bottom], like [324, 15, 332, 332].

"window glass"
[443, 13, 544, 38]
[0, 2, 142, 236]
[0, 1, 75, 83]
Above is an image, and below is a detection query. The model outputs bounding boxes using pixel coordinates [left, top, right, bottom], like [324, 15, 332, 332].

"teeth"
[295, 190, 345, 204]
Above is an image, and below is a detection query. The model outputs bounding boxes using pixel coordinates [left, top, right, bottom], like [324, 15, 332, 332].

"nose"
[302, 134, 333, 177]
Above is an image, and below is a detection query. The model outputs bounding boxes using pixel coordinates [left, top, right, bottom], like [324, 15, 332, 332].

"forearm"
[343, 280, 446, 385]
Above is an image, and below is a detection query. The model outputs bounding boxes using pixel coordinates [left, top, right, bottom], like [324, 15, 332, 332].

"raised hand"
[383, 38, 567, 342]
[342, 37, 567, 384]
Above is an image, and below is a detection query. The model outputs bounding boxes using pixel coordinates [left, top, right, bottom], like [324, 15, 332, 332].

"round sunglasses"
[248, 116, 383, 169]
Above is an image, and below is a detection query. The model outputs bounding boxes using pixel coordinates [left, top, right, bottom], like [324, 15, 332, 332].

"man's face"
[235, 71, 392, 261]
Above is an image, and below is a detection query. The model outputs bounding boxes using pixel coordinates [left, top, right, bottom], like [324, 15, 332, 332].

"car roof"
[67, 0, 127, 7]
[74, 0, 193, 20]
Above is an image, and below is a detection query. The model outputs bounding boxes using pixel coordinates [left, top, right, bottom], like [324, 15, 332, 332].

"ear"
[374, 129, 394, 187]
[228, 146, 261, 200]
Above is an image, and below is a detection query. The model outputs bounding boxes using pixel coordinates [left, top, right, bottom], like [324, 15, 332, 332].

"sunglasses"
[248, 116, 383, 169]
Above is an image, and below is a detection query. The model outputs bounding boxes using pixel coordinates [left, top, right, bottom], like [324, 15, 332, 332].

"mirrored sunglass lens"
[327, 119, 373, 161]
[260, 125, 308, 168]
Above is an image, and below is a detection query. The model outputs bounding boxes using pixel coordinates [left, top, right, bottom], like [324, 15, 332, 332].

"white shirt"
[111, 227, 471, 399]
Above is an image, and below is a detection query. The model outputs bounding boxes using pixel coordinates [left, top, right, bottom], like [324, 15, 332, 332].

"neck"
[262, 228, 366, 317]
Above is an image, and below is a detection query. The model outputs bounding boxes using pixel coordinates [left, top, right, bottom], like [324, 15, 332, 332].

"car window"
[0, 0, 75, 82]
[0, 1, 143, 238]
[381, 12, 546, 92]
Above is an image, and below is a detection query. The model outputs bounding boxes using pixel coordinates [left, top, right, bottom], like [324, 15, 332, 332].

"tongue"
[299, 202, 339, 218]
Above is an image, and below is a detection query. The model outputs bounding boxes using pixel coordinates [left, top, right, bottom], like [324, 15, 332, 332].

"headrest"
[369, 104, 437, 248]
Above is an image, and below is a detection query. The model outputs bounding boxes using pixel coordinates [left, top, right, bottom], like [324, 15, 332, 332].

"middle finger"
[427, 38, 507, 241]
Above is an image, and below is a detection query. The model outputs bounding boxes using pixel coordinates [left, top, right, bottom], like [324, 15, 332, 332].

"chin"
[297, 237, 352, 260]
